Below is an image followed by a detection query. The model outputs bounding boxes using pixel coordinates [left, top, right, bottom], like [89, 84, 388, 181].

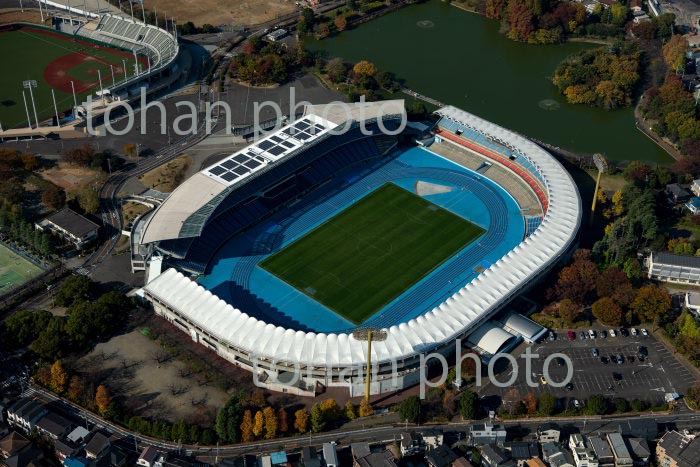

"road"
[19, 381, 700, 460]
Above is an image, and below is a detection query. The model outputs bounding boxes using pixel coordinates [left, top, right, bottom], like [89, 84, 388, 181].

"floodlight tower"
[352, 327, 388, 402]
[22, 80, 39, 129]
[591, 153, 608, 217]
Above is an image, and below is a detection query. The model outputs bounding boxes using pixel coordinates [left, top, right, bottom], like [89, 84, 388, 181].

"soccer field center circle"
[141, 102, 581, 394]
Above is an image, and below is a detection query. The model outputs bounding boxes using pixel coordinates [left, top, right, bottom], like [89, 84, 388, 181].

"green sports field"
[0, 25, 140, 129]
[0, 243, 44, 295]
[261, 183, 486, 324]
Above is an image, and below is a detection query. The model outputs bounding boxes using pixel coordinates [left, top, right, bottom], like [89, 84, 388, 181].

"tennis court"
[0, 244, 44, 295]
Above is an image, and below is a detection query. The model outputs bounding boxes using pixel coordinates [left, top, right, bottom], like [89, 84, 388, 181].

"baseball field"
[0, 25, 142, 129]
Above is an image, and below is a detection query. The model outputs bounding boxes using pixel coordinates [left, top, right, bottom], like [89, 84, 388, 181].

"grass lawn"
[261, 183, 485, 324]
[0, 243, 44, 295]
[139, 155, 193, 192]
[0, 26, 139, 128]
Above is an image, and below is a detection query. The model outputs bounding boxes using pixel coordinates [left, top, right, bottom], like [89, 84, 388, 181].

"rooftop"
[42, 208, 99, 238]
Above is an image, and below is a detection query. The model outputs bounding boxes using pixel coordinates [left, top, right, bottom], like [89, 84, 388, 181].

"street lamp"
[352, 327, 388, 402]
[22, 80, 39, 129]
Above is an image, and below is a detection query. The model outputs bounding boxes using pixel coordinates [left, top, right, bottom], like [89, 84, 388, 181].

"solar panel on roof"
[294, 121, 310, 130]
[267, 146, 285, 156]
[295, 132, 312, 141]
[233, 154, 248, 163]
[244, 159, 262, 169]
[209, 166, 226, 176]
[221, 159, 237, 169]
[270, 135, 283, 143]
[232, 166, 249, 176]
[220, 171, 237, 182]
[257, 140, 275, 151]
[280, 140, 294, 148]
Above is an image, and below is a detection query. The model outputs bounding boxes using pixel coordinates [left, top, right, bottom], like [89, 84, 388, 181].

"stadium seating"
[77, 14, 178, 81]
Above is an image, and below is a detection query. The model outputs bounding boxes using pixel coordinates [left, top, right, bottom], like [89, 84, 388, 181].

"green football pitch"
[260, 183, 486, 325]
[0, 25, 140, 129]
[0, 243, 44, 295]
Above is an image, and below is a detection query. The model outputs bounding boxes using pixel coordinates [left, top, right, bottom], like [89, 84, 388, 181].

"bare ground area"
[138, 154, 192, 193]
[77, 317, 229, 425]
[143, 0, 296, 27]
[39, 162, 106, 195]
[0, 8, 44, 25]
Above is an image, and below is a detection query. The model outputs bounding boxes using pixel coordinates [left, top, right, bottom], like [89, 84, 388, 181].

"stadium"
[139, 101, 581, 396]
[0, 9, 178, 132]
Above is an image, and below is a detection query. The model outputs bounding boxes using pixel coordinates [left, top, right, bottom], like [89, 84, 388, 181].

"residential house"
[4, 444, 44, 467]
[542, 443, 576, 467]
[35, 208, 100, 250]
[422, 430, 444, 450]
[656, 431, 700, 467]
[64, 457, 94, 467]
[99, 447, 127, 467]
[685, 197, 700, 215]
[426, 445, 459, 467]
[454, 458, 475, 467]
[589, 436, 614, 467]
[647, 251, 700, 286]
[691, 179, 700, 197]
[606, 433, 633, 467]
[503, 442, 538, 466]
[569, 434, 599, 467]
[625, 438, 650, 466]
[36, 412, 72, 440]
[481, 444, 517, 467]
[0, 432, 30, 459]
[6, 398, 48, 432]
[351, 443, 372, 466]
[468, 423, 507, 445]
[537, 424, 561, 443]
[84, 433, 110, 460]
[67, 427, 90, 445]
[53, 439, 79, 463]
[323, 442, 339, 467]
[666, 184, 692, 203]
[302, 447, 321, 467]
[137, 447, 162, 467]
[270, 451, 287, 466]
[400, 432, 421, 456]
[355, 450, 398, 467]
[526, 460, 547, 467]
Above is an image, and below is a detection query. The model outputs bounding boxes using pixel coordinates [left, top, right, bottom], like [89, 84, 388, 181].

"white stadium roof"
[466, 322, 516, 355]
[143, 104, 581, 367]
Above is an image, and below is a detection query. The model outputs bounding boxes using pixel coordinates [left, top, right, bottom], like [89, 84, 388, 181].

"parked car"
[620, 328, 629, 337]
[540, 376, 548, 385]
[549, 331, 556, 341]
[641, 328, 649, 337]
[579, 331, 587, 340]
[631, 328, 638, 336]
[600, 330, 607, 339]
[616, 354, 624, 364]
[613, 372, 623, 381]
[609, 329, 617, 338]
[600, 356, 609, 364]
[566, 382, 574, 391]
[568, 330, 575, 341]
[592, 348, 599, 357]
[638, 345, 648, 356]
[555, 357, 565, 366]
[573, 399, 581, 408]
[588, 329, 596, 339]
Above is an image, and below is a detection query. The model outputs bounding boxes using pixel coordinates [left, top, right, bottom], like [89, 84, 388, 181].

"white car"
[609, 329, 617, 338]
[573, 399, 581, 409]
[631, 328, 638, 336]
[641, 328, 649, 337]
[588, 329, 596, 339]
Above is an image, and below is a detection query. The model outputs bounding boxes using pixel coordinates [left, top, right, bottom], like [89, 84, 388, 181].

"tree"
[610, 3, 629, 26]
[345, 401, 357, 420]
[240, 410, 255, 442]
[596, 266, 635, 307]
[263, 406, 278, 439]
[325, 58, 348, 84]
[253, 410, 264, 437]
[359, 398, 374, 417]
[334, 16, 348, 31]
[592, 297, 624, 326]
[123, 143, 137, 161]
[502, 388, 521, 415]
[298, 8, 315, 34]
[550, 250, 600, 304]
[586, 394, 609, 415]
[77, 187, 100, 214]
[310, 403, 325, 432]
[95, 385, 112, 416]
[31, 318, 67, 360]
[294, 409, 309, 433]
[460, 390, 479, 420]
[538, 392, 556, 416]
[613, 397, 629, 413]
[631, 285, 672, 325]
[278, 407, 289, 434]
[398, 396, 421, 424]
[663, 34, 689, 72]
[67, 376, 84, 402]
[50, 360, 69, 393]
[556, 299, 583, 325]
[524, 392, 538, 416]
[41, 185, 66, 210]
[54, 275, 93, 307]
[685, 384, 700, 410]
[215, 390, 248, 443]
[20, 153, 40, 171]
[353, 60, 377, 78]
[320, 398, 341, 424]
[631, 399, 647, 412]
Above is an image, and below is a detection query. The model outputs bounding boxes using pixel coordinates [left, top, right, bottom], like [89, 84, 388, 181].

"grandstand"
[74, 13, 178, 97]
[139, 102, 581, 397]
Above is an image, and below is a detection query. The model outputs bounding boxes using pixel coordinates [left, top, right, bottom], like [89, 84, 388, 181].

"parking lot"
[478, 326, 698, 407]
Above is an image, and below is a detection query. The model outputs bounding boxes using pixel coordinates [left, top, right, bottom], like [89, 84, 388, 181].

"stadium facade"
[139, 101, 581, 396]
